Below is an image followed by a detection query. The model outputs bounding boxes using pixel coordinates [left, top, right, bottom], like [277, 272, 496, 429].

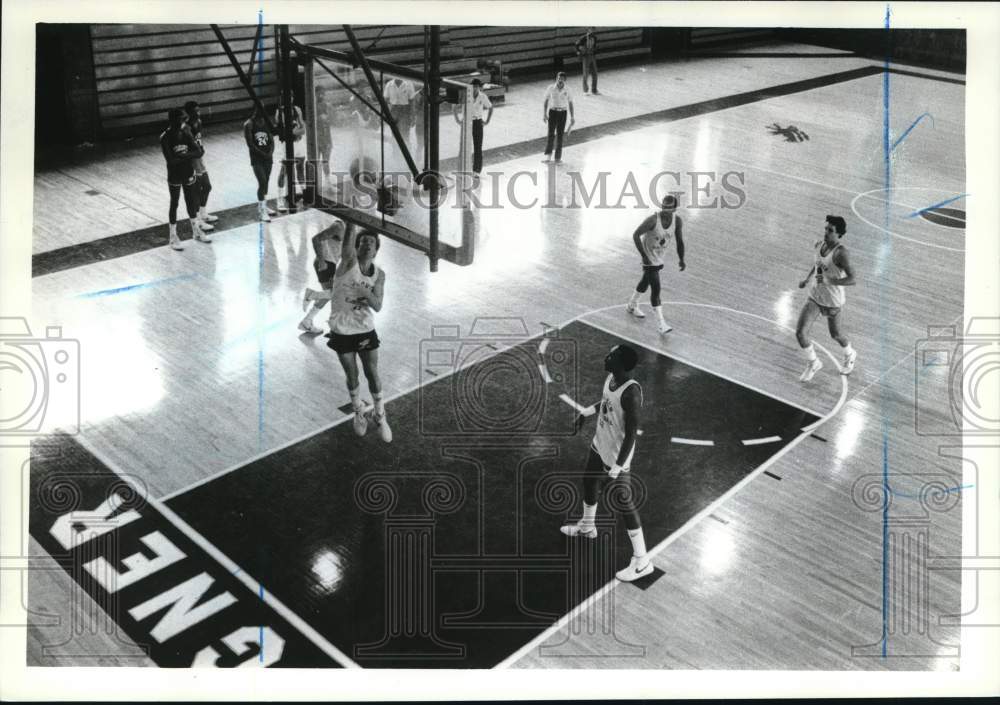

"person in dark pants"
[542, 72, 575, 163]
[160, 108, 209, 250]
[182, 101, 219, 231]
[453, 78, 493, 176]
[575, 27, 599, 95]
[244, 105, 276, 222]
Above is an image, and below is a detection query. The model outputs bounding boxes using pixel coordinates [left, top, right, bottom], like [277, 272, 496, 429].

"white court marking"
[72, 435, 361, 669]
[497, 301, 849, 669]
[851, 187, 966, 252]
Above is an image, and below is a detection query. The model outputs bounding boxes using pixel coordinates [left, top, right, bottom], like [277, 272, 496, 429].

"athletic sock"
[627, 527, 647, 559]
[803, 343, 818, 362]
[628, 290, 641, 305]
[653, 305, 666, 323]
[349, 386, 362, 411]
[581, 502, 597, 527]
[373, 393, 385, 415]
[169, 223, 177, 237]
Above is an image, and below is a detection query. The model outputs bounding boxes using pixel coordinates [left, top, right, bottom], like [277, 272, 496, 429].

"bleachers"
[89, 24, 653, 138]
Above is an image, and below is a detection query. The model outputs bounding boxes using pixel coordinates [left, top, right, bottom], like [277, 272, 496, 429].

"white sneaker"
[277, 197, 289, 213]
[352, 403, 371, 437]
[658, 320, 672, 335]
[371, 410, 393, 443]
[267, 205, 277, 216]
[193, 224, 212, 243]
[202, 212, 219, 223]
[841, 349, 858, 375]
[626, 303, 646, 318]
[169, 235, 185, 251]
[542, 155, 552, 163]
[584, 89, 591, 96]
[259, 205, 271, 222]
[616, 555, 653, 583]
[302, 288, 317, 312]
[799, 358, 823, 382]
[298, 319, 322, 335]
[198, 220, 215, 232]
[560, 521, 597, 539]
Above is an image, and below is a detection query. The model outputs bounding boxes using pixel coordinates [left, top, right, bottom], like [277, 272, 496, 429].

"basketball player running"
[795, 214, 858, 381]
[561, 344, 653, 583]
[303, 225, 392, 442]
[182, 101, 219, 232]
[625, 195, 686, 334]
[160, 108, 210, 250]
[299, 219, 345, 334]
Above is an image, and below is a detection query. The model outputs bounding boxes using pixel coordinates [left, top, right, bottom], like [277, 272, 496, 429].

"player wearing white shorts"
[625, 195, 686, 334]
[561, 344, 653, 582]
[299, 219, 345, 334]
[795, 214, 858, 381]
[304, 224, 391, 442]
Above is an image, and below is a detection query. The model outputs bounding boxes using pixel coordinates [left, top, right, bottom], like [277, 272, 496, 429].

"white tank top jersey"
[328, 261, 381, 334]
[642, 213, 674, 267]
[809, 240, 846, 309]
[591, 374, 643, 470]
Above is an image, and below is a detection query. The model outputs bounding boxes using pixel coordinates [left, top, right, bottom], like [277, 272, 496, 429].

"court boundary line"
[71, 434, 361, 669]
[496, 303, 849, 669]
[580, 305, 833, 420]
[98, 303, 847, 669]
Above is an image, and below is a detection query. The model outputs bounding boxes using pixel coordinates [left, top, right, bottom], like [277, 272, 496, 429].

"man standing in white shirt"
[454, 78, 493, 175]
[542, 72, 575, 163]
[384, 77, 416, 149]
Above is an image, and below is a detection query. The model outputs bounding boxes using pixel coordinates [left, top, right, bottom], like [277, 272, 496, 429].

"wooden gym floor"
[27, 41, 967, 669]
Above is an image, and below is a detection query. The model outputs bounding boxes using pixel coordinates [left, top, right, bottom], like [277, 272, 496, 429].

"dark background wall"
[34, 24, 966, 149]
[777, 28, 966, 71]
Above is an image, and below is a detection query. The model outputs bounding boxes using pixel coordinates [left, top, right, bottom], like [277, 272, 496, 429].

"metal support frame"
[278, 25, 297, 214]
[342, 25, 421, 179]
[210, 24, 275, 132]
[427, 25, 442, 272]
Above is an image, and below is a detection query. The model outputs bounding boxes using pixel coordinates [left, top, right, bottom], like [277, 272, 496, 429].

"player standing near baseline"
[160, 108, 211, 251]
[561, 344, 653, 583]
[795, 214, 858, 381]
[625, 195, 686, 334]
[298, 219, 345, 334]
[303, 225, 392, 442]
[182, 101, 219, 232]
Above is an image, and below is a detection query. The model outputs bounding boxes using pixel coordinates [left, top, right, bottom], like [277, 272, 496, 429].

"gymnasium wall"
[778, 28, 966, 71]
[43, 24, 653, 142]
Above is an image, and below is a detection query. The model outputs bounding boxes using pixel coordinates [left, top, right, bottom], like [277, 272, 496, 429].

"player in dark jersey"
[160, 108, 211, 250]
[183, 101, 219, 231]
[244, 105, 276, 222]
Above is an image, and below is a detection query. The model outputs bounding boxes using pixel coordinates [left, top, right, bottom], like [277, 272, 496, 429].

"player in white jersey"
[303, 224, 392, 442]
[795, 214, 858, 381]
[625, 195, 686, 334]
[561, 344, 653, 583]
[299, 219, 345, 334]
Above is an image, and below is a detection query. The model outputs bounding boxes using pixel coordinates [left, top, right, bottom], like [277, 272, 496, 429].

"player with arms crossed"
[795, 214, 858, 381]
[625, 195, 686, 334]
[303, 225, 392, 442]
[299, 219, 345, 334]
[561, 344, 653, 582]
[160, 108, 210, 250]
